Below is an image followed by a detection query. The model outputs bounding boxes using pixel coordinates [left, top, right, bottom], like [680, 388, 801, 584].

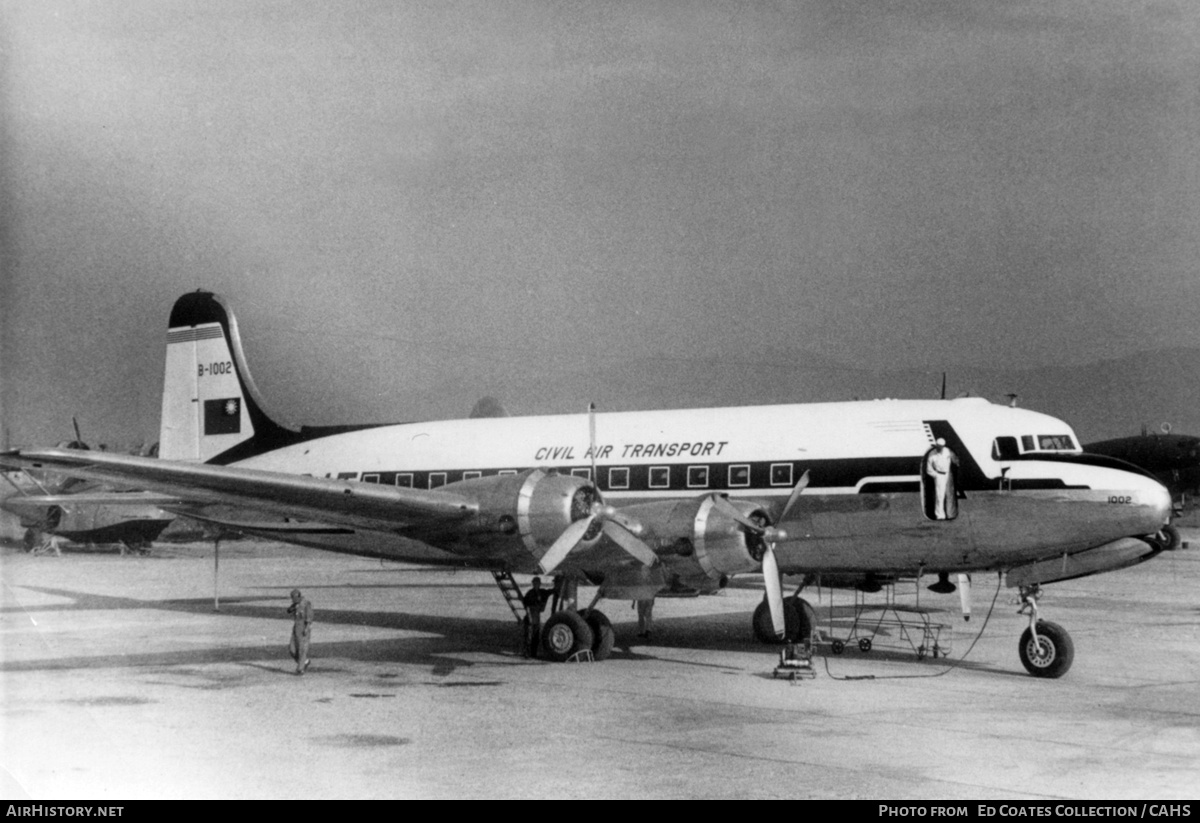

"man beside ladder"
[522, 577, 553, 658]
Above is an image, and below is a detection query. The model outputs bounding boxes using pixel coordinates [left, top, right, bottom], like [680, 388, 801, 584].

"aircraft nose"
[1134, 475, 1173, 530]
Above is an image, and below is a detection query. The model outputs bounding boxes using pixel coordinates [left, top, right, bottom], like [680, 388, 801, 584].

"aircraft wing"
[0, 448, 478, 532]
[0, 490, 182, 513]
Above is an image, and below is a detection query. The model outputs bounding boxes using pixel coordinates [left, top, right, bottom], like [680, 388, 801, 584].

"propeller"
[538, 403, 658, 575]
[710, 470, 811, 638]
[538, 496, 657, 574]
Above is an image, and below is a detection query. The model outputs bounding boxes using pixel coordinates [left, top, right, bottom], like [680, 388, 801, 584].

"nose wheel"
[1017, 585, 1074, 678]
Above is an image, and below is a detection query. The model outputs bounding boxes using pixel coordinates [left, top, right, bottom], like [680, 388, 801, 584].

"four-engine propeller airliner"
[0, 291, 1178, 678]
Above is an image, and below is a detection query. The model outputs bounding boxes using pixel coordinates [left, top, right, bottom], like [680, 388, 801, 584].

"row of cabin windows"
[347, 463, 798, 491]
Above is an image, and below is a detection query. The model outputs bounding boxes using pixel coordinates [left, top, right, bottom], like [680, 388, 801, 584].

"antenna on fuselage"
[588, 402, 597, 480]
[1005, 394, 1019, 408]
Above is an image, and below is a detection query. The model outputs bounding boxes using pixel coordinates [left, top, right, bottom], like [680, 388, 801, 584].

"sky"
[2, 0, 1198, 448]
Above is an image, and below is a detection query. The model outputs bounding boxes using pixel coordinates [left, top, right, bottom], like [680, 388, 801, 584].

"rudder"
[159, 291, 295, 463]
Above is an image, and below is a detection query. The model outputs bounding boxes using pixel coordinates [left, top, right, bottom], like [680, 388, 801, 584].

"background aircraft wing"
[1, 490, 182, 512]
[0, 448, 478, 532]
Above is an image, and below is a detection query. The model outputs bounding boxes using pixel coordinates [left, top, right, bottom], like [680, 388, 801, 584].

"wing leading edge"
[0, 448, 478, 532]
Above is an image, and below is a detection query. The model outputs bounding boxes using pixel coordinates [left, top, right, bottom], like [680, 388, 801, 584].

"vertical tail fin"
[159, 291, 295, 464]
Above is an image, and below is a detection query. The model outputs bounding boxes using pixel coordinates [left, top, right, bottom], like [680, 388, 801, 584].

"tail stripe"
[167, 326, 223, 343]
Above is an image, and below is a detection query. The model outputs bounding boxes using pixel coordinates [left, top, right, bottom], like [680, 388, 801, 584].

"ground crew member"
[926, 439, 958, 520]
[522, 577, 552, 658]
[635, 598, 655, 639]
[287, 588, 313, 675]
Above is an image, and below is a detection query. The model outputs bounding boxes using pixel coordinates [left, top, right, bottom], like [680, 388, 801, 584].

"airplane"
[2, 424, 176, 553]
[1085, 425, 1199, 537]
[0, 290, 1178, 678]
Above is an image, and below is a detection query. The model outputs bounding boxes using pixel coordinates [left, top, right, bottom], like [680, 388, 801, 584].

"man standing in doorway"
[287, 589, 313, 675]
[927, 439, 958, 520]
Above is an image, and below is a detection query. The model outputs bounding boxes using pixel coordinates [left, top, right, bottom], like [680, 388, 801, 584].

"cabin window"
[429, 472, 447, 489]
[498, 469, 517, 476]
[992, 437, 1019, 460]
[687, 466, 709, 488]
[770, 463, 793, 487]
[463, 470, 482, 480]
[649, 466, 670, 489]
[728, 464, 751, 487]
[362, 473, 380, 484]
[571, 467, 592, 481]
[395, 473, 413, 488]
[608, 467, 629, 489]
[337, 472, 358, 481]
[1021, 435, 1036, 452]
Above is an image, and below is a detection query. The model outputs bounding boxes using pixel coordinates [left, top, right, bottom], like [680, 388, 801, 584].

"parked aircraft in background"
[2, 425, 176, 553]
[0, 291, 1177, 678]
[1085, 427, 1199, 535]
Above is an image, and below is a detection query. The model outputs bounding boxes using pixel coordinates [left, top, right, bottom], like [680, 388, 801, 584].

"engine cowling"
[425, 469, 601, 568]
[620, 495, 772, 587]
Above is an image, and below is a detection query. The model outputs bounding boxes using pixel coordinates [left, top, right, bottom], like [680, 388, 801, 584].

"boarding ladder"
[491, 571, 528, 623]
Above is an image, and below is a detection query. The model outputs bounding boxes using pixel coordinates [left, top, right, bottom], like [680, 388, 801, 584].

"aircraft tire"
[540, 611, 594, 663]
[1156, 525, 1182, 552]
[752, 598, 800, 644]
[581, 608, 615, 661]
[1018, 620, 1074, 678]
[795, 597, 818, 647]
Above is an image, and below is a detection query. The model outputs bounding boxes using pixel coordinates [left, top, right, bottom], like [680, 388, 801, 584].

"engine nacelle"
[620, 495, 771, 586]
[426, 469, 600, 566]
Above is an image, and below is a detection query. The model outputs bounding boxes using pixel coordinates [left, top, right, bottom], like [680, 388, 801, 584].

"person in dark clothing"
[522, 577, 553, 658]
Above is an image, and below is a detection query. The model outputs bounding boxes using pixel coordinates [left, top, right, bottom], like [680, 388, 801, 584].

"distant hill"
[480, 347, 1200, 444]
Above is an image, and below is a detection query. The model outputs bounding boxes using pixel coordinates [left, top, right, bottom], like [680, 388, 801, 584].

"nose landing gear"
[1016, 585, 1075, 678]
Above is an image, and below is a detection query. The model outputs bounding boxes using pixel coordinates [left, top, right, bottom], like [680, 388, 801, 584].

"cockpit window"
[993, 437, 1020, 460]
[1019, 434, 1078, 453]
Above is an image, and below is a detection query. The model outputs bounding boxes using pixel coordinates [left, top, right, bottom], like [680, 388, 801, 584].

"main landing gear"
[1016, 584, 1074, 678]
[539, 608, 615, 662]
[499, 574, 615, 663]
[752, 595, 817, 647]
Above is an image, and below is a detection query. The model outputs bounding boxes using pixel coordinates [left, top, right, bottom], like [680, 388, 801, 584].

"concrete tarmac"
[2, 535, 1199, 800]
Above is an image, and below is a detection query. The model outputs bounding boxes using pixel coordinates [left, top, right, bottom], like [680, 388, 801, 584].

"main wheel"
[581, 608, 615, 661]
[540, 611, 595, 662]
[1018, 620, 1074, 678]
[752, 598, 800, 643]
[794, 597, 818, 647]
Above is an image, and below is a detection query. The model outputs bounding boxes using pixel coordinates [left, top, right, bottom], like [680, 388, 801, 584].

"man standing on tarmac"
[522, 577, 553, 658]
[287, 589, 313, 675]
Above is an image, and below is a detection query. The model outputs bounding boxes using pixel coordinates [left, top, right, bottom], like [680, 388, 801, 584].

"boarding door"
[921, 446, 959, 521]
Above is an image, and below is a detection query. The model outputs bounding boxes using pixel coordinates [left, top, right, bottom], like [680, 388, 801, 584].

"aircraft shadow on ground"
[1, 584, 1010, 677]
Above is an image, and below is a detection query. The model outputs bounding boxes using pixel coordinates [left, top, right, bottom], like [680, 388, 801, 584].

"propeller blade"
[957, 573, 971, 622]
[539, 515, 596, 574]
[762, 544, 785, 638]
[601, 521, 658, 567]
[710, 494, 765, 532]
[776, 470, 811, 523]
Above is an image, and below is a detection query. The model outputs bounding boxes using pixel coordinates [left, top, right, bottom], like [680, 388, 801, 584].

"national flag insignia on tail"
[204, 398, 241, 434]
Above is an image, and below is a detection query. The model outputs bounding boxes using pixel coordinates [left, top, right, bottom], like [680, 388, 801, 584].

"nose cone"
[1125, 471, 1173, 533]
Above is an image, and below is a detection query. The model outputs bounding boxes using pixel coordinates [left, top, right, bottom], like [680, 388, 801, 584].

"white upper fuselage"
[231, 397, 1091, 498]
